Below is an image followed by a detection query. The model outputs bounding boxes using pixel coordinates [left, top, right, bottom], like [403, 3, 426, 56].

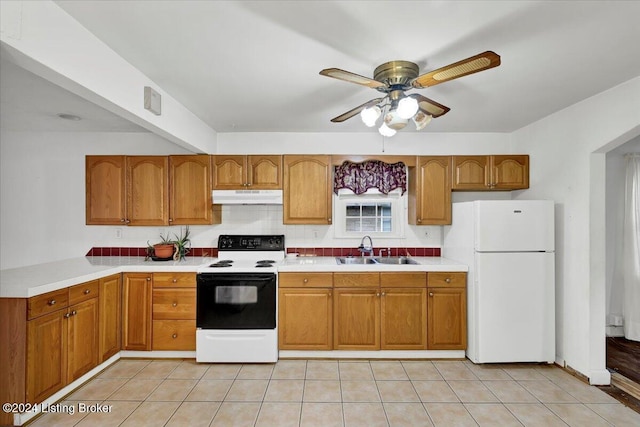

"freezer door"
[475, 200, 554, 252]
[475, 252, 555, 363]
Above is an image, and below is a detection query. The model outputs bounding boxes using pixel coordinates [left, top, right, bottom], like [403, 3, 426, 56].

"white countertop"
[0, 256, 467, 298]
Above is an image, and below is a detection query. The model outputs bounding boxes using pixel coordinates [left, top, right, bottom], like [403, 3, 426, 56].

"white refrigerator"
[443, 200, 555, 364]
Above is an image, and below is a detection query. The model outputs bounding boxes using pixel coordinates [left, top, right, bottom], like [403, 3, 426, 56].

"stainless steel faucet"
[358, 235, 374, 257]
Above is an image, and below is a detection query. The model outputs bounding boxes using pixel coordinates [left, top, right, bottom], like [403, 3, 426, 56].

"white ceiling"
[3, 1, 640, 134]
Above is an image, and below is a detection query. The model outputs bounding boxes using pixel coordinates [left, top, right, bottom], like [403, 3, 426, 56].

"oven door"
[197, 273, 276, 329]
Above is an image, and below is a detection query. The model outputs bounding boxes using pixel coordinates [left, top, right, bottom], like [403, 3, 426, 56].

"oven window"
[197, 273, 276, 329]
[215, 286, 258, 304]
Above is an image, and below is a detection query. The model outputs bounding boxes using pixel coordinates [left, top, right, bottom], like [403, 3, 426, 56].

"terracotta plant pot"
[153, 244, 174, 258]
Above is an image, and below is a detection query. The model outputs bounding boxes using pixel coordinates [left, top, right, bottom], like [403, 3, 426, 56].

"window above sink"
[333, 189, 405, 239]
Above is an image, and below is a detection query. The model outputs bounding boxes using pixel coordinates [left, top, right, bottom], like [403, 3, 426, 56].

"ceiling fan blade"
[411, 51, 501, 89]
[330, 97, 384, 123]
[411, 94, 450, 118]
[320, 68, 387, 89]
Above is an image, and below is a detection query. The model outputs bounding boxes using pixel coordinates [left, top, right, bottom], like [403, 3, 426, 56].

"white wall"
[0, 131, 195, 269]
[511, 76, 640, 384]
[605, 137, 640, 336]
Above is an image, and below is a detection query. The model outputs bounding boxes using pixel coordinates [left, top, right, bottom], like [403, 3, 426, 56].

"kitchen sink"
[335, 256, 418, 265]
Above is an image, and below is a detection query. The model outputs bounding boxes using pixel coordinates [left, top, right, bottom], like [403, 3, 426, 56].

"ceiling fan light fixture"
[396, 96, 419, 119]
[360, 105, 381, 127]
[413, 111, 432, 130]
[384, 110, 408, 131]
[378, 122, 396, 137]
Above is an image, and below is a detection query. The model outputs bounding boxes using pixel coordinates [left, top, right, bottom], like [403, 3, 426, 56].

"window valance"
[334, 160, 407, 195]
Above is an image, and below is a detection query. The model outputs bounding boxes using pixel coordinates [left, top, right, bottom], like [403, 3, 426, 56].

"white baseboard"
[606, 326, 625, 337]
[589, 369, 612, 385]
[119, 350, 196, 359]
[279, 350, 466, 359]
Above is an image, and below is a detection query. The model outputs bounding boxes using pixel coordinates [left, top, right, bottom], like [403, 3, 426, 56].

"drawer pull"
[84, 289, 91, 294]
[303, 278, 309, 284]
[172, 302, 178, 307]
[48, 300, 56, 306]
[429, 292, 434, 297]
[172, 333, 178, 339]
[445, 278, 451, 283]
[172, 279, 178, 283]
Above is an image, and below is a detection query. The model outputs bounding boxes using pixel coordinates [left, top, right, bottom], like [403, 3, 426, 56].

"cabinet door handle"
[381, 292, 386, 296]
[445, 278, 451, 284]
[64, 312, 71, 319]
[327, 217, 332, 223]
[376, 292, 380, 297]
[417, 219, 422, 223]
[172, 333, 178, 339]
[172, 302, 178, 307]
[125, 219, 131, 224]
[429, 292, 434, 297]
[120, 218, 126, 223]
[71, 310, 77, 316]
[169, 218, 173, 223]
[48, 299, 56, 306]
[147, 277, 151, 281]
[84, 289, 91, 294]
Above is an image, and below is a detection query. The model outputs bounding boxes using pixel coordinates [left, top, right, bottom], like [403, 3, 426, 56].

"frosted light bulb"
[397, 96, 419, 119]
[360, 106, 381, 127]
[378, 122, 396, 137]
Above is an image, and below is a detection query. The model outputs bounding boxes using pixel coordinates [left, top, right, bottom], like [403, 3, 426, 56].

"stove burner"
[255, 264, 274, 268]
[209, 260, 234, 268]
[256, 260, 275, 264]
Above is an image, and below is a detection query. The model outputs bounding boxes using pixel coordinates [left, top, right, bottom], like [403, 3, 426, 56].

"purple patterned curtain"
[334, 161, 407, 195]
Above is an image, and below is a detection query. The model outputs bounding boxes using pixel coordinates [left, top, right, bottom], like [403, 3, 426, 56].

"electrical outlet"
[313, 230, 319, 239]
[115, 228, 122, 239]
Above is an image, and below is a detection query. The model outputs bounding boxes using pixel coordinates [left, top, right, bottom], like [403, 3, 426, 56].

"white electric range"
[195, 234, 285, 363]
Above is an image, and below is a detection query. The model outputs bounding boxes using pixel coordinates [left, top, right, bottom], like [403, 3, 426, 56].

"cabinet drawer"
[153, 272, 196, 288]
[333, 273, 379, 288]
[152, 320, 196, 350]
[153, 289, 196, 319]
[427, 272, 466, 288]
[69, 280, 99, 305]
[28, 289, 69, 320]
[279, 272, 333, 288]
[380, 272, 426, 288]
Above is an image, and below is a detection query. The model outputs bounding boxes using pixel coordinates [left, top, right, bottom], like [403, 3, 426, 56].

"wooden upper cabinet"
[249, 155, 282, 188]
[86, 156, 126, 225]
[169, 155, 215, 225]
[452, 155, 529, 190]
[492, 155, 529, 190]
[213, 155, 282, 189]
[126, 156, 169, 226]
[452, 156, 489, 190]
[212, 155, 245, 189]
[409, 156, 452, 225]
[283, 155, 332, 224]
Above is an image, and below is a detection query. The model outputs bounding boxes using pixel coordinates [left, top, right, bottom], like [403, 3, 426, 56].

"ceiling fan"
[319, 51, 500, 136]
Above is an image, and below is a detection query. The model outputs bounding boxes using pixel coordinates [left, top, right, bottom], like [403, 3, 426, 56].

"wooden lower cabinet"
[151, 273, 196, 350]
[278, 288, 333, 350]
[67, 298, 99, 383]
[26, 308, 67, 404]
[25, 283, 100, 404]
[152, 320, 196, 350]
[122, 273, 153, 350]
[333, 288, 380, 350]
[381, 288, 427, 350]
[99, 274, 121, 362]
[427, 272, 467, 350]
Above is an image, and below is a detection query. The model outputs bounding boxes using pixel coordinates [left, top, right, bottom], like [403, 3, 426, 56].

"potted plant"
[146, 226, 192, 261]
[147, 231, 175, 260]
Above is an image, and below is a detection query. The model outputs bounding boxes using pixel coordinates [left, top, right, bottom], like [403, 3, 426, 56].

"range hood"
[212, 189, 283, 205]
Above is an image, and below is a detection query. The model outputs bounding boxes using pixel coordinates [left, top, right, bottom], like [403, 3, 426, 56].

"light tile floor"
[28, 359, 640, 427]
